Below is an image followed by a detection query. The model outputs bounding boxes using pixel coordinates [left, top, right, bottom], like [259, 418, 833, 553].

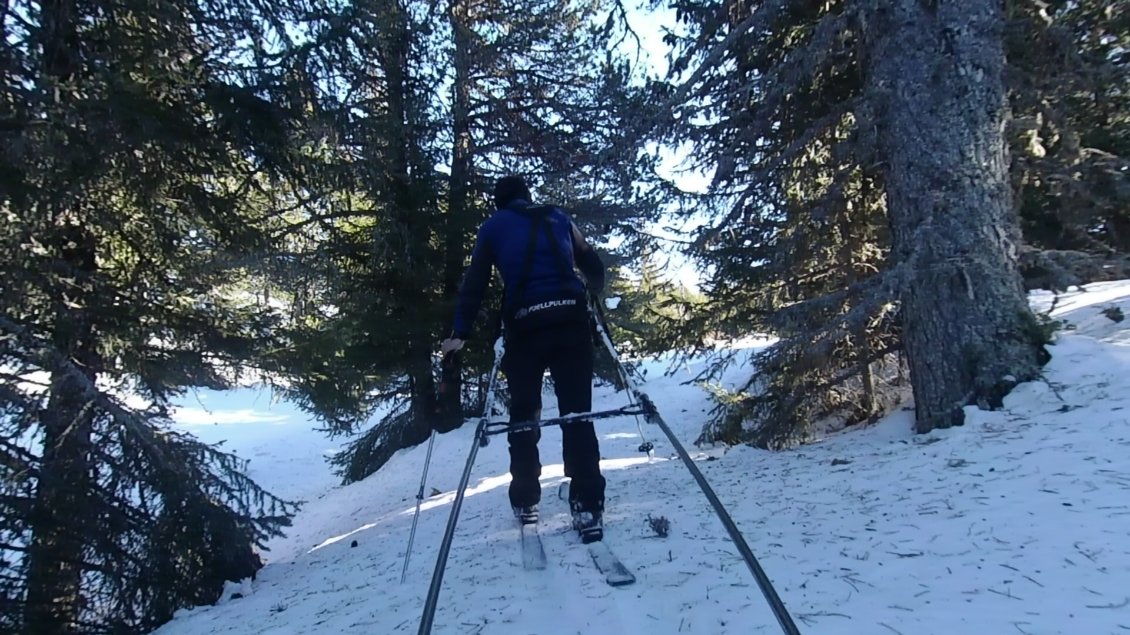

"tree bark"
[406, 340, 437, 445]
[446, 0, 473, 301]
[24, 1, 96, 631]
[375, 0, 436, 443]
[865, 0, 1045, 433]
[437, 0, 475, 426]
[25, 223, 99, 635]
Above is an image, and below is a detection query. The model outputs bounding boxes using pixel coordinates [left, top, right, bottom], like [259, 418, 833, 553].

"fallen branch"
[1086, 597, 1130, 610]
[988, 587, 1024, 601]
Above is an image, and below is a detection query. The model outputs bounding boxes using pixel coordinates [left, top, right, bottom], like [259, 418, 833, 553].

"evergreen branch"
[271, 207, 379, 238]
[755, 7, 859, 123]
[0, 540, 33, 555]
[0, 314, 295, 519]
[695, 100, 861, 247]
[0, 438, 37, 474]
[665, 0, 794, 116]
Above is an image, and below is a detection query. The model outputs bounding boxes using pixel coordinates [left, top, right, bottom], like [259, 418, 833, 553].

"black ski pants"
[502, 319, 605, 511]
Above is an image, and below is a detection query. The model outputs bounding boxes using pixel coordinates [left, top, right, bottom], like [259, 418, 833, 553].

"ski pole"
[591, 307, 801, 635]
[401, 351, 458, 583]
[401, 428, 437, 584]
[419, 337, 504, 634]
[588, 294, 654, 457]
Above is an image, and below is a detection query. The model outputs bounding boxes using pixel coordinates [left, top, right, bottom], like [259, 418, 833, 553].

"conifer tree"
[273, 0, 664, 482]
[661, 0, 1085, 444]
[0, 0, 337, 630]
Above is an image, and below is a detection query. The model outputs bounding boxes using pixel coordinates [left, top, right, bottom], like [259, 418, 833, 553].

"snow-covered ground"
[157, 282, 1130, 635]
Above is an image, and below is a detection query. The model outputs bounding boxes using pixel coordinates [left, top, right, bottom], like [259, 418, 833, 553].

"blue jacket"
[452, 200, 605, 339]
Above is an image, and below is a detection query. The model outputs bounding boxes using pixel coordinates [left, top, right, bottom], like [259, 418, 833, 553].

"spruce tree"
[662, 0, 1073, 443]
[1007, 0, 1130, 274]
[0, 0, 334, 630]
[272, 0, 664, 482]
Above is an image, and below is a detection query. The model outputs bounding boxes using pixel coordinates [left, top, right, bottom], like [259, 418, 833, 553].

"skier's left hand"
[440, 338, 465, 354]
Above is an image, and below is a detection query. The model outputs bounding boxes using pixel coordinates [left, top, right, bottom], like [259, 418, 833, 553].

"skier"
[441, 176, 607, 543]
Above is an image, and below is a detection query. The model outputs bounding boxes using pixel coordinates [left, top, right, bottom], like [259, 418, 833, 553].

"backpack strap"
[508, 206, 583, 312]
[508, 211, 545, 311]
[540, 217, 579, 296]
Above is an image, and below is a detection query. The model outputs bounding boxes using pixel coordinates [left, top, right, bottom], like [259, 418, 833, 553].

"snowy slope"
[157, 282, 1130, 635]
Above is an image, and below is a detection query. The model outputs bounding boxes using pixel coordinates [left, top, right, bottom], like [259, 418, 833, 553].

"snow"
[171, 389, 345, 511]
[156, 282, 1130, 635]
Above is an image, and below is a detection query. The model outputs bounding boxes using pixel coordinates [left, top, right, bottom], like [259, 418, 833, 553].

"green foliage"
[0, 0, 666, 630]
[259, 0, 668, 484]
[605, 253, 705, 354]
[660, 0, 902, 445]
[0, 0, 332, 630]
[1007, 0, 1130, 251]
[1026, 309, 1066, 346]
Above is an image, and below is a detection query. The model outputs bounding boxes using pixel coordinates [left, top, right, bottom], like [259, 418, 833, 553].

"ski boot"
[570, 501, 603, 544]
[513, 504, 538, 525]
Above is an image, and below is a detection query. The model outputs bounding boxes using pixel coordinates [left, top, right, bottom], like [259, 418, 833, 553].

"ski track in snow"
[157, 282, 1130, 635]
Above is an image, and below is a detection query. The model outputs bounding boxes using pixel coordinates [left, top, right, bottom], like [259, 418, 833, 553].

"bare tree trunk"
[25, 377, 93, 635]
[865, 0, 1045, 433]
[446, 0, 473, 300]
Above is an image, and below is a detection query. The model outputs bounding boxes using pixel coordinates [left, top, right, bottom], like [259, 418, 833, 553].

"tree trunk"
[865, 0, 1045, 433]
[446, 0, 473, 300]
[25, 376, 93, 635]
[377, 0, 435, 443]
[25, 224, 99, 635]
[406, 340, 437, 445]
[24, 1, 96, 631]
[437, 0, 474, 425]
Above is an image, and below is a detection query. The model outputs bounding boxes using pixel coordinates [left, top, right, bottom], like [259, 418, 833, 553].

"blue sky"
[612, 3, 713, 291]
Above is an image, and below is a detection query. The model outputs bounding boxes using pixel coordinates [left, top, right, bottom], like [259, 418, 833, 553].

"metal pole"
[593, 308, 802, 635]
[481, 404, 646, 436]
[400, 429, 437, 584]
[589, 296, 654, 457]
[417, 337, 504, 634]
[402, 351, 460, 583]
[417, 420, 485, 635]
[635, 392, 802, 635]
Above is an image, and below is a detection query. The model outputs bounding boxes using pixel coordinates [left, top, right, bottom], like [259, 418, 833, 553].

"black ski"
[520, 523, 547, 570]
[587, 540, 635, 586]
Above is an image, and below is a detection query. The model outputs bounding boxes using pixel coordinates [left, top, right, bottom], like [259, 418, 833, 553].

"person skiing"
[441, 176, 607, 543]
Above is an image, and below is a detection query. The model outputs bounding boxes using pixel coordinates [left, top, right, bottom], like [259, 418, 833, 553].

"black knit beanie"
[493, 176, 531, 209]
